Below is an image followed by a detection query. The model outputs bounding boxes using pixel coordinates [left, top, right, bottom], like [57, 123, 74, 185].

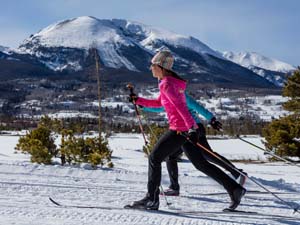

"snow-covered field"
[0, 133, 300, 225]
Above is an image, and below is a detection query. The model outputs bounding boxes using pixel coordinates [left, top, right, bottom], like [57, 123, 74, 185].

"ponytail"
[158, 65, 186, 82]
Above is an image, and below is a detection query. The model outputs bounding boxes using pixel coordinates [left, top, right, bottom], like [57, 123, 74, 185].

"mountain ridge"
[222, 51, 295, 86]
[1, 16, 281, 88]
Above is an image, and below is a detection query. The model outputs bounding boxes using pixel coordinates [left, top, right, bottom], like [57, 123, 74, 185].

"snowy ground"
[0, 133, 300, 225]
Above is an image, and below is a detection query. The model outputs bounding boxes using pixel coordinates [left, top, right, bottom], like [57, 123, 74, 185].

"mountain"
[17, 16, 223, 71]
[222, 51, 296, 86]
[9, 16, 274, 88]
[0, 45, 10, 54]
[0, 45, 11, 59]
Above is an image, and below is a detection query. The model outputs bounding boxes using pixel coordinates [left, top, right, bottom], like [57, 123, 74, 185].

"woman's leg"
[182, 142, 238, 193]
[147, 130, 186, 202]
[197, 123, 241, 179]
[166, 149, 183, 191]
[182, 141, 246, 209]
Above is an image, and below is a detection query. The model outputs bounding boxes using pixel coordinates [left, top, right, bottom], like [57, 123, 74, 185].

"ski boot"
[228, 186, 246, 210]
[160, 188, 180, 196]
[124, 194, 159, 210]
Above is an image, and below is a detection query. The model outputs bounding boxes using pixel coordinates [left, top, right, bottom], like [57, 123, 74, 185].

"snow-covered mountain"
[222, 51, 295, 72]
[13, 16, 274, 88]
[222, 51, 296, 86]
[0, 45, 11, 59]
[17, 16, 223, 72]
[0, 45, 10, 54]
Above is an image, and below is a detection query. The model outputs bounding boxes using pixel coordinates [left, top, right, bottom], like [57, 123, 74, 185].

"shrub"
[15, 125, 56, 164]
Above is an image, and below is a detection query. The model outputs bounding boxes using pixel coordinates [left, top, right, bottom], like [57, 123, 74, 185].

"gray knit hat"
[151, 50, 174, 70]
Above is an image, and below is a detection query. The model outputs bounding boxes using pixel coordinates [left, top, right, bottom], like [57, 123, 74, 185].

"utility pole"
[94, 48, 102, 139]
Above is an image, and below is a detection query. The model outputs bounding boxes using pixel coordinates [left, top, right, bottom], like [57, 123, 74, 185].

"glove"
[210, 117, 222, 131]
[128, 93, 138, 103]
[187, 127, 199, 144]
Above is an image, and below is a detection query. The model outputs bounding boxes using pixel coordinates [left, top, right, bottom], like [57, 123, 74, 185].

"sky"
[0, 0, 299, 66]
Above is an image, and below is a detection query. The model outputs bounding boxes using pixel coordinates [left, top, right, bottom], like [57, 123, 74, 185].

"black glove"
[128, 93, 138, 103]
[187, 127, 199, 144]
[210, 117, 222, 131]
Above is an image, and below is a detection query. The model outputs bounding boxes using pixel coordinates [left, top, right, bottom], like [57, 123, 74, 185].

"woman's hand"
[209, 117, 222, 131]
[128, 93, 138, 103]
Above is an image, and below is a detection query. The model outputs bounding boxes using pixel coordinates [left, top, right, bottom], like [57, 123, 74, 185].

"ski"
[181, 209, 299, 220]
[50, 197, 298, 220]
[184, 190, 295, 196]
[222, 208, 257, 214]
[49, 197, 121, 210]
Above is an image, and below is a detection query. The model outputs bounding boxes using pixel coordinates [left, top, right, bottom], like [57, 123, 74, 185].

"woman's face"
[150, 64, 164, 79]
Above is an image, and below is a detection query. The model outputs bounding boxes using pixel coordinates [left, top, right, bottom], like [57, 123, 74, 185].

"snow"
[112, 19, 220, 57]
[30, 17, 132, 50]
[17, 16, 224, 71]
[43, 111, 98, 119]
[18, 16, 138, 71]
[197, 95, 289, 121]
[0, 133, 300, 224]
[0, 45, 11, 54]
[222, 51, 296, 73]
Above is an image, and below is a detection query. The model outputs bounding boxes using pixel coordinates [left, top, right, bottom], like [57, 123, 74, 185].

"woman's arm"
[135, 95, 162, 108]
[186, 94, 214, 121]
[142, 106, 165, 113]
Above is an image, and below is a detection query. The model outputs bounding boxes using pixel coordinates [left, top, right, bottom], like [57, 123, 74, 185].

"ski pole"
[126, 84, 171, 207]
[236, 135, 300, 169]
[181, 133, 300, 214]
[127, 83, 148, 146]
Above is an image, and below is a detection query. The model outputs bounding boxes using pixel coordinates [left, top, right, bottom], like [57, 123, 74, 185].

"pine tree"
[15, 116, 114, 167]
[15, 125, 56, 164]
[263, 67, 300, 157]
[283, 68, 300, 113]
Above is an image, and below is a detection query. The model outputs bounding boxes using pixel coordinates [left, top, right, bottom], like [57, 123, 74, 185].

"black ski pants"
[147, 128, 239, 202]
[166, 123, 240, 191]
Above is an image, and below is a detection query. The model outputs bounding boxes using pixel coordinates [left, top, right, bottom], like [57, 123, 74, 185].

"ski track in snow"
[0, 134, 300, 225]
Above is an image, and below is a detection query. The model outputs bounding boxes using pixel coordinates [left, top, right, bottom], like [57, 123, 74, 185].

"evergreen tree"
[15, 125, 56, 164]
[15, 116, 114, 167]
[283, 68, 300, 113]
[263, 67, 300, 157]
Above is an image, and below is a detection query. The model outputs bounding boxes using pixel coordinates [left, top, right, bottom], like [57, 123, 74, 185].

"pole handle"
[126, 83, 134, 94]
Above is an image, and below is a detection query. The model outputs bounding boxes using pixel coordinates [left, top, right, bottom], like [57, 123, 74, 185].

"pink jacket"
[136, 76, 196, 131]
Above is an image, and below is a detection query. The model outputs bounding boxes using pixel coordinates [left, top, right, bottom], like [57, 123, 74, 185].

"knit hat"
[151, 50, 174, 70]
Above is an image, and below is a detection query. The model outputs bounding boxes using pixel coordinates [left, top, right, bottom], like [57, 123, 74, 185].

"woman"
[126, 50, 246, 210]
[142, 94, 247, 196]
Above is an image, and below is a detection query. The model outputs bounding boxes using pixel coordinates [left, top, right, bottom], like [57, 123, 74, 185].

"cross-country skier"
[126, 50, 246, 210]
[141, 95, 247, 196]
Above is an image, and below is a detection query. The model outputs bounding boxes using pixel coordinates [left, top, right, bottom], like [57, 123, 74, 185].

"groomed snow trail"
[0, 134, 299, 225]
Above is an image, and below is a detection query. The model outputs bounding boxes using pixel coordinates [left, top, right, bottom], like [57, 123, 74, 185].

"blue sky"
[0, 0, 299, 65]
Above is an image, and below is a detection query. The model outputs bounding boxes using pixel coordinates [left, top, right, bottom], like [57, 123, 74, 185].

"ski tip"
[49, 197, 61, 206]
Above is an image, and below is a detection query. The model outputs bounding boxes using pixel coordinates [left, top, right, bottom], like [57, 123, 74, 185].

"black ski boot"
[124, 194, 159, 210]
[160, 188, 180, 196]
[228, 186, 246, 210]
